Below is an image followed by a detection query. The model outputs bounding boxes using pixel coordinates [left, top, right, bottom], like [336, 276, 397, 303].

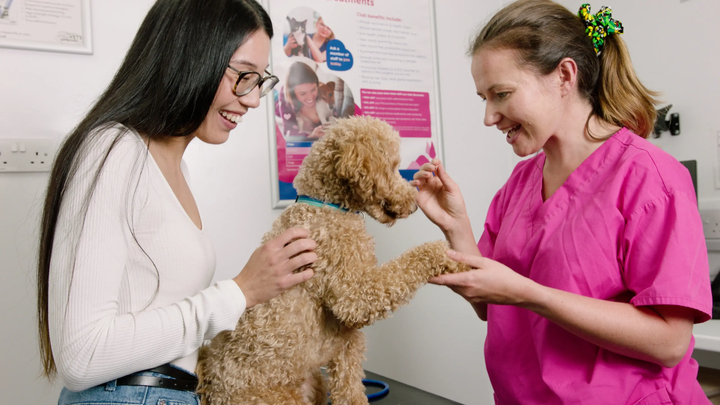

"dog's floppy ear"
[333, 136, 370, 188]
[327, 82, 335, 91]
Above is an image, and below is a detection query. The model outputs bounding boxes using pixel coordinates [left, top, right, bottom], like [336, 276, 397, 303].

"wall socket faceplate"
[701, 208, 720, 281]
[0, 138, 56, 173]
[701, 209, 720, 241]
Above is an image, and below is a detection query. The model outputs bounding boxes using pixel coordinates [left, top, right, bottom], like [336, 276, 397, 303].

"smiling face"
[471, 47, 562, 157]
[316, 18, 333, 39]
[293, 82, 318, 108]
[192, 30, 271, 145]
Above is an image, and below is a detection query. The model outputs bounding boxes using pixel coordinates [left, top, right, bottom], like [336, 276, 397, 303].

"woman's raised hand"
[233, 228, 317, 308]
[410, 159, 469, 234]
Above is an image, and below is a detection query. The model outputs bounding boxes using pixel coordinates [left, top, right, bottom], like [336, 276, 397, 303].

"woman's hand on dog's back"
[233, 228, 317, 308]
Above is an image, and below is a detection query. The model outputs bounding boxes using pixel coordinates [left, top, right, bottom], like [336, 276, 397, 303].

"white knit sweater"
[48, 125, 246, 391]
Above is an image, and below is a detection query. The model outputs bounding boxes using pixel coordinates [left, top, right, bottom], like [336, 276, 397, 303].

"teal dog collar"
[295, 195, 349, 212]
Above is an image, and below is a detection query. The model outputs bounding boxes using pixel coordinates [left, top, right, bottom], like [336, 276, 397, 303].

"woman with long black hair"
[37, 1, 317, 403]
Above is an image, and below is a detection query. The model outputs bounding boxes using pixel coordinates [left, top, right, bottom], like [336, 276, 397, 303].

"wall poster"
[265, 0, 443, 208]
[0, 0, 92, 54]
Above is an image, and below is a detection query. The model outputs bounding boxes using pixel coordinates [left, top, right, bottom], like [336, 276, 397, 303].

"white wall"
[1, 1, 718, 404]
[615, 0, 720, 209]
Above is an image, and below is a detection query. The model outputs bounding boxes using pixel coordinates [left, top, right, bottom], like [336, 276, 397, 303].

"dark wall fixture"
[652, 104, 680, 138]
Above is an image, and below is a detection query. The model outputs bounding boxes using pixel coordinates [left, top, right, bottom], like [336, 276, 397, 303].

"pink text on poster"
[359, 89, 431, 138]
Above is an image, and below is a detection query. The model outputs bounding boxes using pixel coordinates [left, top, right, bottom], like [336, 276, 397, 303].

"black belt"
[116, 364, 198, 392]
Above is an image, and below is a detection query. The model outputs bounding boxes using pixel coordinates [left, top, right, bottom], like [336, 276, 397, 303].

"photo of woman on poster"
[274, 59, 355, 142]
[308, 16, 333, 63]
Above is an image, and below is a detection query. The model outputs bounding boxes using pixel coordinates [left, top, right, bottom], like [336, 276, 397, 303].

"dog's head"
[317, 82, 336, 110]
[293, 116, 417, 225]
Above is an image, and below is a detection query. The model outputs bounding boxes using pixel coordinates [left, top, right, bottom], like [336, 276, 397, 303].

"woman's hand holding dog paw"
[421, 241, 469, 277]
[429, 250, 537, 308]
[234, 228, 317, 308]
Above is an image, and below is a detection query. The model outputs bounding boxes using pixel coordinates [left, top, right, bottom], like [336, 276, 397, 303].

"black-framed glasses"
[227, 66, 279, 98]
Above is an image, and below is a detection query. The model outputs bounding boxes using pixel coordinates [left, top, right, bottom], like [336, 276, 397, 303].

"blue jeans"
[58, 370, 201, 405]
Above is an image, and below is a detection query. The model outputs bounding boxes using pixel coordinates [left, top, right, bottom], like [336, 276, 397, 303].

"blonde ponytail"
[595, 35, 660, 138]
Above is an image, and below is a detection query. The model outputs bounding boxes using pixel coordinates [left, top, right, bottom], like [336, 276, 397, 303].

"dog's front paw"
[441, 254, 471, 275]
[414, 240, 471, 277]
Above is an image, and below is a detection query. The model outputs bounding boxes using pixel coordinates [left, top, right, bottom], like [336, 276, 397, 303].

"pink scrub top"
[478, 128, 713, 405]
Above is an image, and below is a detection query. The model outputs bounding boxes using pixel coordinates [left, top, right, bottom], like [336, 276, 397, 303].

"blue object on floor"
[363, 379, 390, 401]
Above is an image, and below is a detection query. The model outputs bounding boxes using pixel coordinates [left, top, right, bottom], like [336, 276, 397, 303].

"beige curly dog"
[196, 116, 468, 405]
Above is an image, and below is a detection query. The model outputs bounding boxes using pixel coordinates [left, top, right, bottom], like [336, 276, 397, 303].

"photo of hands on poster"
[267, 0, 442, 206]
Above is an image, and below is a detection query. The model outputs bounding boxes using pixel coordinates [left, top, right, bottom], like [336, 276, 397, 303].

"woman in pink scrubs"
[412, 1, 713, 404]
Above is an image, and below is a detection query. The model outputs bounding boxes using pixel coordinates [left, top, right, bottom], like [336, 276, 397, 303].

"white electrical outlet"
[0, 138, 56, 173]
[701, 209, 720, 240]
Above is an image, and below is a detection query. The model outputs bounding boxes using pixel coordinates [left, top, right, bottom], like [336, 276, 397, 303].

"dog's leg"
[325, 240, 469, 329]
[229, 386, 312, 405]
[310, 368, 328, 405]
[326, 330, 368, 405]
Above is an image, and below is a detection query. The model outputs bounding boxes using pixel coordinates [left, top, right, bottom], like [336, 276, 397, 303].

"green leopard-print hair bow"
[578, 3, 624, 56]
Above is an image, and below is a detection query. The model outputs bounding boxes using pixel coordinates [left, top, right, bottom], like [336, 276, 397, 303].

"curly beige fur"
[197, 116, 468, 405]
